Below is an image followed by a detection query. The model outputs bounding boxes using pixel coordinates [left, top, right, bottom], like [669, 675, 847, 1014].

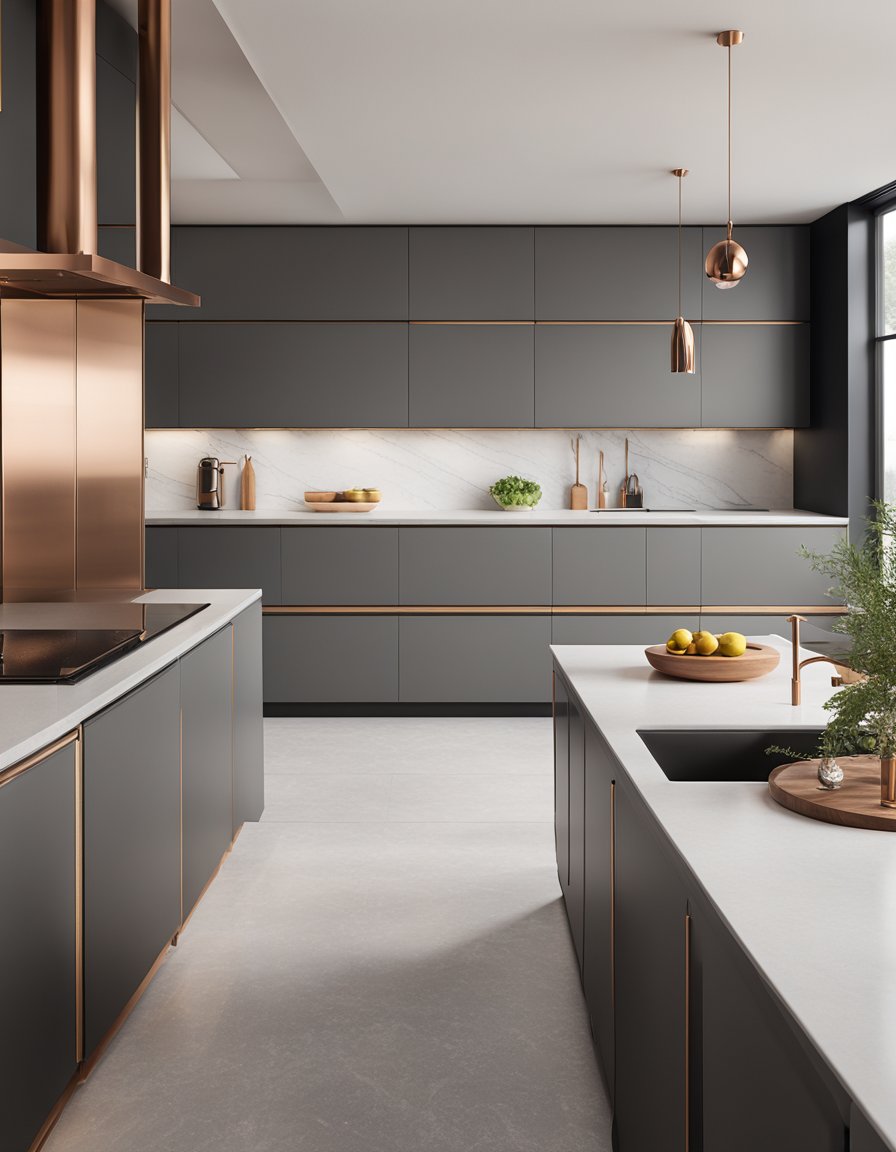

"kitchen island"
[552, 638, 895, 1152]
[0, 588, 264, 1152]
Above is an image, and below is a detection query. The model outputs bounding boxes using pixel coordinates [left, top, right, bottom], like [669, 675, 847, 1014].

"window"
[878, 207, 896, 503]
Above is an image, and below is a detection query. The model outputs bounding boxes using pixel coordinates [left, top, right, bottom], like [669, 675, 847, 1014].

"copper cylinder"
[37, 0, 98, 255]
[882, 756, 896, 809]
[137, 0, 171, 283]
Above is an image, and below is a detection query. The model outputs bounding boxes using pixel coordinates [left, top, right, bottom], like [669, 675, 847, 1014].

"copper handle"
[684, 909, 691, 1152]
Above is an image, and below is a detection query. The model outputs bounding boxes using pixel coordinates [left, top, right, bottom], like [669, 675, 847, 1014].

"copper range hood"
[0, 0, 198, 307]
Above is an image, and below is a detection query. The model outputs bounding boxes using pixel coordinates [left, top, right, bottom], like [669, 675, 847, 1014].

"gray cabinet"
[850, 1108, 890, 1152]
[233, 603, 265, 833]
[554, 673, 570, 899]
[408, 324, 534, 427]
[699, 613, 842, 644]
[0, 0, 36, 249]
[0, 740, 77, 1152]
[96, 56, 136, 226]
[702, 226, 810, 321]
[400, 527, 552, 605]
[553, 527, 647, 606]
[145, 526, 179, 588]
[535, 324, 702, 427]
[701, 527, 845, 606]
[553, 614, 699, 646]
[399, 615, 552, 702]
[178, 322, 409, 428]
[181, 627, 234, 919]
[647, 526, 701, 604]
[179, 526, 282, 604]
[145, 324, 179, 428]
[263, 615, 399, 703]
[566, 692, 586, 971]
[701, 324, 810, 427]
[409, 227, 534, 320]
[171, 226, 409, 320]
[83, 664, 181, 1059]
[281, 526, 398, 605]
[536, 227, 703, 321]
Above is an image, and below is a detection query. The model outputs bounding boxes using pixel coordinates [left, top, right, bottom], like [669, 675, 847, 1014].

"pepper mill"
[240, 454, 256, 511]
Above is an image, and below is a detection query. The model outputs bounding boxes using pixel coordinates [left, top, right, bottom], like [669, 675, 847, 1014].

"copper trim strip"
[685, 910, 691, 1152]
[0, 729, 80, 790]
[609, 779, 616, 1023]
[230, 622, 236, 842]
[262, 604, 842, 617]
[700, 605, 847, 615]
[74, 728, 84, 1065]
[25, 1073, 80, 1152]
[178, 704, 184, 927]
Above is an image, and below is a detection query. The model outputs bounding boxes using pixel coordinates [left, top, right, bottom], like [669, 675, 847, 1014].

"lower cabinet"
[700, 613, 842, 644]
[263, 615, 399, 702]
[233, 602, 265, 834]
[552, 614, 699, 646]
[181, 627, 234, 919]
[398, 615, 552, 702]
[0, 739, 78, 1152]
[566, 692, 585, 969]
[553, 674, 570, 898]
[83, 664, 182, 1060]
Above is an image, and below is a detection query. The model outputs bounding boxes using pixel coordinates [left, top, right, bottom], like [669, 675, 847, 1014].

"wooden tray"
[769, 756, 896, 832]
[644, 642, 780, 683]
[304, 501, 377, 513]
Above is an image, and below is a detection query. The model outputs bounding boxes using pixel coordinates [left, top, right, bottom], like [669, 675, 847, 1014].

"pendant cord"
[727, 43, 732, 227]
[677, 174, 682, 317]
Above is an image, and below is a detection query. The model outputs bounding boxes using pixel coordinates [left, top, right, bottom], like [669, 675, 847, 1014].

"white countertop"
[551, 639, 896, 1150]
[0, 588, 260, 774]
[146, 508, 849, 528]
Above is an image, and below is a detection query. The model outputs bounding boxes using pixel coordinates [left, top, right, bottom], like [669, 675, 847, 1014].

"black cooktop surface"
[0, 602, 208, 683]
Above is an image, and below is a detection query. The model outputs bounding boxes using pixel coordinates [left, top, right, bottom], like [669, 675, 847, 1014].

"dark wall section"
[0, 0, 37, 248]
[795, 204, 875, 539]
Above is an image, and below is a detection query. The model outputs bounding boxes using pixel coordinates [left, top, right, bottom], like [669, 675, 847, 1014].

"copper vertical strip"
[75, 300, 145, 590]
[37, 0, 97, 255]
[609, 780, 616, 1007]
[230, 622, 236, 841]
[1, 299, 77, 599]
[74, 728, 84, 1065]
[137, 0, 171, 282]
[178, 705, 183, 927]
[684, 909, 691, 1152]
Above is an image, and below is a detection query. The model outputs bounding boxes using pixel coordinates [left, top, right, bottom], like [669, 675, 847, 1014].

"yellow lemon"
[685, 642, 698, 655]
[718, 631, 747, 657]
[667, 628, 693, 650]
[695, 632, 720, 656]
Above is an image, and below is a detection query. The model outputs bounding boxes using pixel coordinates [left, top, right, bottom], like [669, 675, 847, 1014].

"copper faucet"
[787, 614, 861, 705]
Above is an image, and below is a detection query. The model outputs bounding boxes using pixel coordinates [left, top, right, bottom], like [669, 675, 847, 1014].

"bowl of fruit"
[644, 628, 780, 683]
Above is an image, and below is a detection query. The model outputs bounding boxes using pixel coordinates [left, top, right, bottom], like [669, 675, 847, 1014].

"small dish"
[304, 491, 338, 503]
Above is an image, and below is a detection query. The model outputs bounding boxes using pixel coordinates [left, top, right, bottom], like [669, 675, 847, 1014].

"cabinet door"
[179, 526, 282, 604]
[614, 778, 688, 1151]
[583, 721, 616, 1096]
[145, 323, 179, 428]
[699, 614, 843, 644]
[701, 527, 846, 607]
[233, 602, 265, 833]
[145, 525, 179, 588]
[408, 324, 534, 427]
[263, 615, 399, 703]
[181, 627, 234, 919]
[553, 672, 570, 898]
[409, 226, 534, 320]
[398, 615, 552, 702]
[171, 226, 409, 320]
[400, 527, 552, 605]
[281, 527, 399, 605]
[692, 891, 847, 1152]
[178, 322, 409, 428]
[850, 1107, 890, 1152]
[647, 526, 701, 605]
[552, 614, 699, 646]
[97, 56, 136, 226]
[0, 741, 77, 1152]
[535, 324, 702, 427]
[566, 692, 585, 971]
[0, 0, 36, 249]
[535, 227, 703, 321]
[701, 324, 809, 427]
[83, 664, 181, 1059]
[702, 226, 809, 321]
[553, 527, 647, 606]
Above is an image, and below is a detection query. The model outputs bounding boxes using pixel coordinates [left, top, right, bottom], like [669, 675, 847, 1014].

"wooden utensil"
[598, 450, 607, 509]
[240, 454, 256, 510]
[570, 436, 587, 510]
[619, 438, 629, 507]
[644, 642, 781, 683]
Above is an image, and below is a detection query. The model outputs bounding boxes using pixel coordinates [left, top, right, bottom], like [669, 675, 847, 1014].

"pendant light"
[671, 169, 696, 374]
[705, 29, 748, 289]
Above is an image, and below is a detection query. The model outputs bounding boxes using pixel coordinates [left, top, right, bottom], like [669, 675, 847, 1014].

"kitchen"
[0, 1, 893, 1151]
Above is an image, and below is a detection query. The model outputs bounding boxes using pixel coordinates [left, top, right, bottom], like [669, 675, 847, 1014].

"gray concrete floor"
[46, 717, 612, 1152]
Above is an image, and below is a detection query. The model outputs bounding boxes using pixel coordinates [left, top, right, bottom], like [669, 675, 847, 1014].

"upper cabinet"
[409, 227, 534, 320]
[701, 226, 809, 321]
[170, 227, 409, 321]
[535, 227, 703, 321]
[0, 0, 36, 248]
[702, 324, 809, 427]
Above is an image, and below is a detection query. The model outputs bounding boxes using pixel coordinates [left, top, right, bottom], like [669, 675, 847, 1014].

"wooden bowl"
[304, 501, 377, 513]
[304, 491, 338, 503]
[644, 642, 781, 683]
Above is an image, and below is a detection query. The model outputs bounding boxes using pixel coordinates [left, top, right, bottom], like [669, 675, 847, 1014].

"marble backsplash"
[144, 428, 794, 512]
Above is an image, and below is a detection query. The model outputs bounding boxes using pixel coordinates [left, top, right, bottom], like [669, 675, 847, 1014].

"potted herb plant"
[489, 475, 542, 511]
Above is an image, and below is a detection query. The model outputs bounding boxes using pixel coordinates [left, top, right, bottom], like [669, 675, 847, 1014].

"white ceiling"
[113, 0, 896, 225]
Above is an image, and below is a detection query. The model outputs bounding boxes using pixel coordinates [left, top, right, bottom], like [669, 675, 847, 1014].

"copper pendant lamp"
[705, 29, 748, 289]
[671, 169, 696, 374]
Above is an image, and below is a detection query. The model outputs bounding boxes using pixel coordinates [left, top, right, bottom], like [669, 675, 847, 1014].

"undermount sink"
[638, 728, 824, 782]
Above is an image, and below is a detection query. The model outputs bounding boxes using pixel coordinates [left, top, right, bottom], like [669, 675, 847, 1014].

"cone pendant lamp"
[671, 169, 696, 374]
[705, 30, 748, 289]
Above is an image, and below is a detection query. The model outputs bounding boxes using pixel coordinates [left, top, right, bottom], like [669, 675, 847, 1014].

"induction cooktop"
[0, 602, 208, 684]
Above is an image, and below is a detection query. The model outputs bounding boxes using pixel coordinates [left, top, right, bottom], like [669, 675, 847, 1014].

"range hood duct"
[0, 0, 197, 307]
